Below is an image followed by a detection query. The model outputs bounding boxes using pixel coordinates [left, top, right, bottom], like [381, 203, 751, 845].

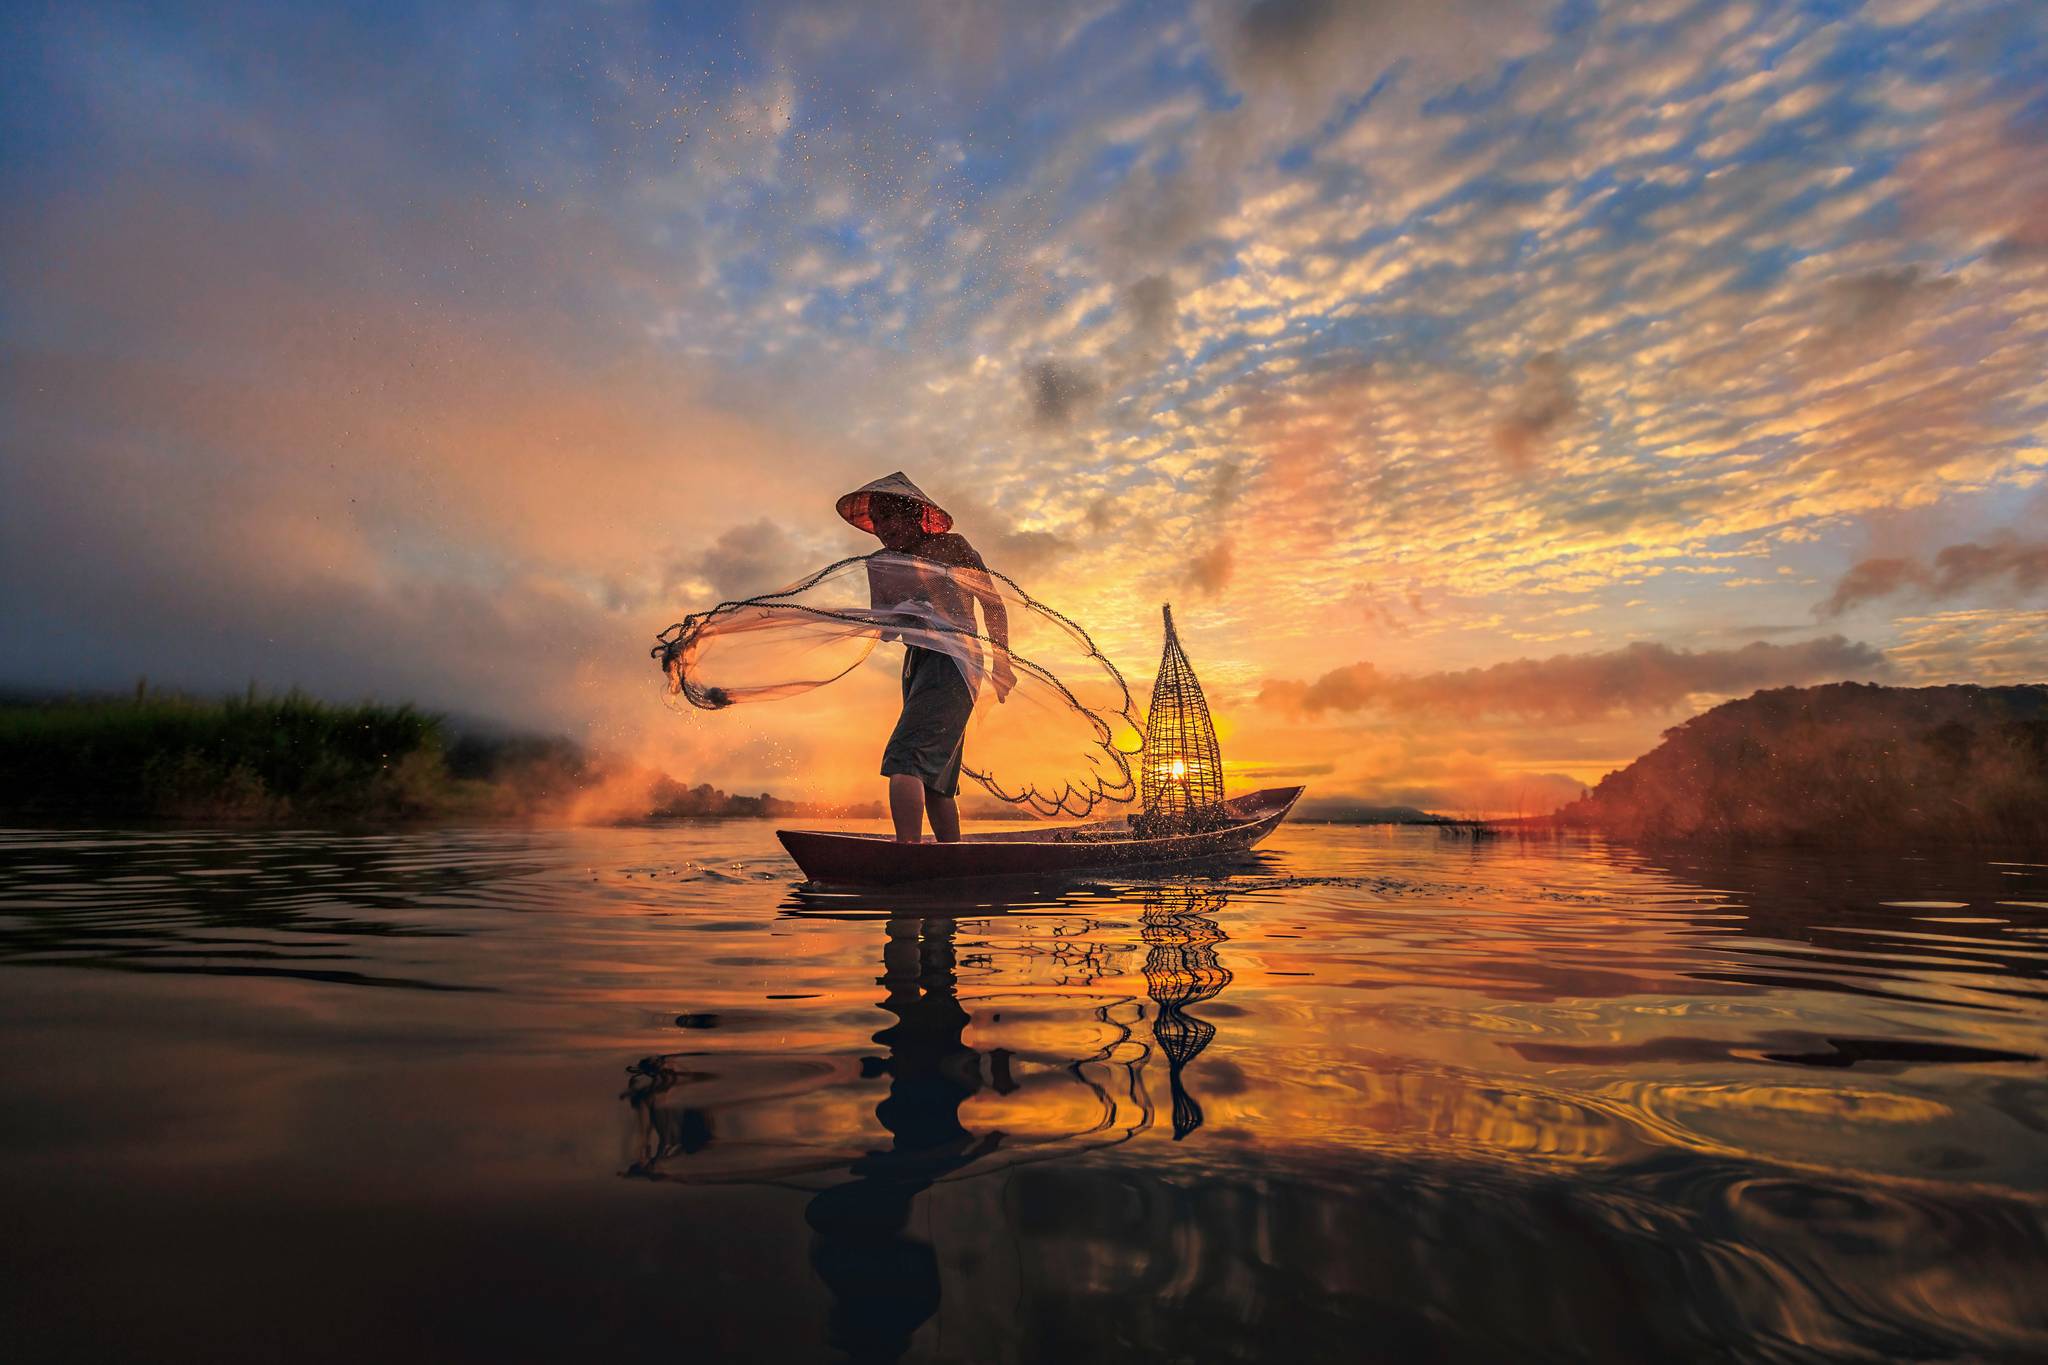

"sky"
[4, 0, 2046, 812]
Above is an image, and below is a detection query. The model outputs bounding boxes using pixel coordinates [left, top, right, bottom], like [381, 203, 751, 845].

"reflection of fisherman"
[837, 472, 1017, 843]
[805, 917, 1007, 1363]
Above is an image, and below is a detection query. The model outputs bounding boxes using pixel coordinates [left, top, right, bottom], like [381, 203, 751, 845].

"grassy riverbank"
[0, 688, 884, 824]
[0, 690, 497, 822]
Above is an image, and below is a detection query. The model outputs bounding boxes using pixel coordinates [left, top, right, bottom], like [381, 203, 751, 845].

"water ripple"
[2, 823, 2045, 1358]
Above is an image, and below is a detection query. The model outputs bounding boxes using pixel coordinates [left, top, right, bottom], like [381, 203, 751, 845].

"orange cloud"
[1260, 638, 1890, 722]
[1819, 538, 2048, 617]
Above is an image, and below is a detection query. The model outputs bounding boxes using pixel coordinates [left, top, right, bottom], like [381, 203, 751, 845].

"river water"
[1, 821, 2044, 1362]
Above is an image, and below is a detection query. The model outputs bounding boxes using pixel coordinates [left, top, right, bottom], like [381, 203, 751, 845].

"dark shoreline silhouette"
[1548, 682, 2048, 846]
[0, 689, 882, 823]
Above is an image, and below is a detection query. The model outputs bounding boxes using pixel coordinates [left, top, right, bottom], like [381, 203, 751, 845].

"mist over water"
[2, 823, 2044, 1361]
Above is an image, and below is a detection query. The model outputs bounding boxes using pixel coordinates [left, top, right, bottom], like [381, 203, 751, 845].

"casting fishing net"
[652, 552, 1142, 817]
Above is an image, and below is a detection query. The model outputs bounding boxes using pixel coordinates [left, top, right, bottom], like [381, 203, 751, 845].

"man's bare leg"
[889, 774, 926, 842]
[927, 790, 960, 843]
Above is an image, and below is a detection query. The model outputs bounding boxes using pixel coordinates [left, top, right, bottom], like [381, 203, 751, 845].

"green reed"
[0, 686, 460, 821]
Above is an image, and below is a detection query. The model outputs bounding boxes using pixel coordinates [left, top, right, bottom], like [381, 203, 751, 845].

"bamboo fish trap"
[1135, 604, 1226, 834]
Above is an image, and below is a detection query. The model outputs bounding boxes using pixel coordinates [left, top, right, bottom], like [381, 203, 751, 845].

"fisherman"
[837, 472, 1017, 843]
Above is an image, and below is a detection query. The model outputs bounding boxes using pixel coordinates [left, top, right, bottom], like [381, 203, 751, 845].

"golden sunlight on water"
[1, 823, 2044, 1360]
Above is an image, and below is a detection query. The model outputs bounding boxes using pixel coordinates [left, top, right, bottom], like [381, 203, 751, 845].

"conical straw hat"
[835, 471, 954, 535]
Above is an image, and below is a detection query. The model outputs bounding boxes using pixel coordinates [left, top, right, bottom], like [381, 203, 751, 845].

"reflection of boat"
[778, 785, 1303, 886]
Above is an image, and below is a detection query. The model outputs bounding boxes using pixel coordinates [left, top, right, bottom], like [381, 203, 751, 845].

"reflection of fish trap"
[1135, 604, 1226, 836]
[1141, 884, 1233, 1140]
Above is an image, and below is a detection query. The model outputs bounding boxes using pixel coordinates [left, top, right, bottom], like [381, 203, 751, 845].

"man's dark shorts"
[881, 646, 974, 797]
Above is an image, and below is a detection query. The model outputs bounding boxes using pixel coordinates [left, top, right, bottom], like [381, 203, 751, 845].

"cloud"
[1183, 540, 1235, 596]
[918, 486, 1073, 578]
[1933, 540, 2048, 595]
[1209, 0, 1543, 115]
[1122, 273, 1178, 350]
[1813, 266, 1958, 345]
[990, 529, 1073, 577]
[1021, 357, 1100, 426]
[1887, 609, 2048, 685]
[0, 151, 840, 758]
[691, 519, 817, 599]
[1816, 557, 1930, 618]
[1260, 637, 1891, 722]
[1089, 123, 1249, 272]
[1231, 762, 1335, 780]
[1200, 458, 1246, 514]
[1819, 538, 2048, 617]
[1901, 98, 2048, 261]
[1492, 351, 1579, 466]
[1336, 582, 1427, 635]
[1231, 0, 1338, 72]
[1366, 770, 1589, 818]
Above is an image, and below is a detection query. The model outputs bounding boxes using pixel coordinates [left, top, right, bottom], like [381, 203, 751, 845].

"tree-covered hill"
[1554, 683, 2048, 845]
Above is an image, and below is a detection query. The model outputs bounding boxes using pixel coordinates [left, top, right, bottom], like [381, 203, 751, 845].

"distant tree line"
[644, 779, 881, 820]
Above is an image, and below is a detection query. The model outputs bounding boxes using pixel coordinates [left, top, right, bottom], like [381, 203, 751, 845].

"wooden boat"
[777, 786, 1303, 886]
